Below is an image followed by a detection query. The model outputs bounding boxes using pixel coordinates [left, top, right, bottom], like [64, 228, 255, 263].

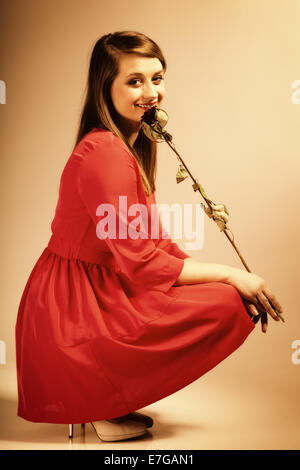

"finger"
[246, 302, 260, 317]
[256, 292, 280, 321]
[247, 303, 262, 324]
[242, 300, 262, 324]
[261, 311, 268, 333]
[262, 287, 284, 314]
[252, 311, 262, 324]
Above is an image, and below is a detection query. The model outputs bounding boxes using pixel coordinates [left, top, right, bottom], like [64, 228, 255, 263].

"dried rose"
[140, 106, 172, 142]
[140, 106, 285, 326]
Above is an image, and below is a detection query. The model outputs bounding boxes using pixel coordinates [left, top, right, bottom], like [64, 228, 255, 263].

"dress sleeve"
[151, 193, 191, 260]
[156, 231, 191, 260]
[77, 139, 185, 293]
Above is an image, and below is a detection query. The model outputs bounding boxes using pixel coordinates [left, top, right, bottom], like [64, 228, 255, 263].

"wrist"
[223, 266, 237, 285]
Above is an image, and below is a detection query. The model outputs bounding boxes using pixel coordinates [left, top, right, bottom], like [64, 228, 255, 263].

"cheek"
[111, 84, 133, 107]
[127, 89, 140, 103]
[158, 83, 165, 98]
[118, 88, 139, 107]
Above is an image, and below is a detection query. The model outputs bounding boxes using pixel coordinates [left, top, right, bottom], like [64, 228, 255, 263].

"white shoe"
[90, 417, 148, 442]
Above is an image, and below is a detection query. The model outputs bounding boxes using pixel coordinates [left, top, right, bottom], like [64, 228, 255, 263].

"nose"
[142, 80, 158, 101]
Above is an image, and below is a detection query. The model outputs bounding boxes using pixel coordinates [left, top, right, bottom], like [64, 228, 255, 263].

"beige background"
[0, 0, 299, 450]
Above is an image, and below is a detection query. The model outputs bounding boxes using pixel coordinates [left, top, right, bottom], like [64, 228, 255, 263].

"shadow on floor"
[0, 397, 206, 446]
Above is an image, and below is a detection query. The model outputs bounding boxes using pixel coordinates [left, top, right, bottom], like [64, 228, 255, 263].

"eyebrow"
[126, 69, 164, 78]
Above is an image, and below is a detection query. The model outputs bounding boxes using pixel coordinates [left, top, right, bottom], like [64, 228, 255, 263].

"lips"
[135, 102, 158, 107]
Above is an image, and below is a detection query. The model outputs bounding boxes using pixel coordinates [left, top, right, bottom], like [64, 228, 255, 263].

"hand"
[242, 299, 269, 333]
[227, 267, 284, 331]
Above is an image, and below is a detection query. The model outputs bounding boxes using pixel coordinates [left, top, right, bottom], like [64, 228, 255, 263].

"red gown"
[15, 128, 255, 424]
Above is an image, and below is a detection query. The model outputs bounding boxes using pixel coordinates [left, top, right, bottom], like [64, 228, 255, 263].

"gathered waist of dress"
[47, 233, 117, 267]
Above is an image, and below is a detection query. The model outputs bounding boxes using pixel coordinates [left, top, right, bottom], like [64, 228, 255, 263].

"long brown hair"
[73, 31, 167, 196]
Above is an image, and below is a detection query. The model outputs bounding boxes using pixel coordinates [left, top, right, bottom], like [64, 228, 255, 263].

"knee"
[216, 281, 240, 302]
[216, 282, 244, 317]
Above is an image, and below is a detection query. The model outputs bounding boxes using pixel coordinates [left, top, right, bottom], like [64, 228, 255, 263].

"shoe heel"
[68, 423, 85, 438]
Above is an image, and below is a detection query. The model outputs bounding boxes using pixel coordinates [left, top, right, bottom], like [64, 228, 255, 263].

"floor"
[1, 360, 299, 450]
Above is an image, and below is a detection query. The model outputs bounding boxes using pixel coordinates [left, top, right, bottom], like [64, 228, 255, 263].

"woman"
[15, 31, 283, 443]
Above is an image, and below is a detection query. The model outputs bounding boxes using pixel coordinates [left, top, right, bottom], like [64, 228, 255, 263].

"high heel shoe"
[120, 411, 154, 428]
[68, 423, 85, 438]
[90, 417, 148, 442]
[68, 411, 153, 439]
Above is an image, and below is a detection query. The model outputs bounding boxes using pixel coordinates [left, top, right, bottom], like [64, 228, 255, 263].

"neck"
[116, 115, 141, 147]
[127, 130, 140, 147]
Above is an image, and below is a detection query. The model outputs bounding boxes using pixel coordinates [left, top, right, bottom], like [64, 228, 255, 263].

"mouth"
[135, 102, 158, 109]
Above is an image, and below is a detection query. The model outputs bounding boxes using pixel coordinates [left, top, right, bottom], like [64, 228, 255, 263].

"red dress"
[15, 128, 255, 424]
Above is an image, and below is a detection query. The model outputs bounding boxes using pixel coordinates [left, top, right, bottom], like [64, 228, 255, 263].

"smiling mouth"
[135, 103, 157, 109]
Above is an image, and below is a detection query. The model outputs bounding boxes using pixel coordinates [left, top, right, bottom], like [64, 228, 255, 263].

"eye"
[128, 79, 140, 86]
[128, 75, 164, 86]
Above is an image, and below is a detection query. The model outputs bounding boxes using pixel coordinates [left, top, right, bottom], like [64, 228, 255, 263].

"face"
[110, 54, 165, 129]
